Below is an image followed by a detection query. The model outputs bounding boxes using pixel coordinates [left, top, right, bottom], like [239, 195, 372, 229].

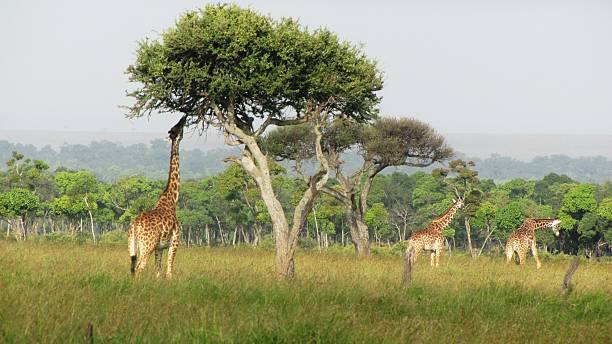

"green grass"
[0, 241, 610, 343]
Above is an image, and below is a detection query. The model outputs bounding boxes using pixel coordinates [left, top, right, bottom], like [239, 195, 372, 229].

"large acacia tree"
[263, 117, 452, 256]
[125, 4, 382, 277]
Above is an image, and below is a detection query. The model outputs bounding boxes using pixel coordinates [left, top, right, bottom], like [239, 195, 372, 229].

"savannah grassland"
[0, 241, 610, 343]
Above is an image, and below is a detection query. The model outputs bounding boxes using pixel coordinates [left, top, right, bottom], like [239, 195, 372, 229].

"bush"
[371, 246, 394, 256]
[100, 229, 128, 245]
[43, 232, 89, 244]
[298, 237, 316, 249]
[259, 234, 275, 250]
[326, 244, 354, 255]
[390, 241, 407, 256]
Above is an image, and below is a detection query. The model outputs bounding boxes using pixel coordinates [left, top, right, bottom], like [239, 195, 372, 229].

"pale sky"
[1, 0, 611, 135]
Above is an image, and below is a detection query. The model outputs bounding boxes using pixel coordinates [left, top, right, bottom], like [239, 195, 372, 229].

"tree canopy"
[126, 4, 382, 133]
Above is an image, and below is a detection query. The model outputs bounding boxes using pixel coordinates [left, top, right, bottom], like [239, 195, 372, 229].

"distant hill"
[1, 130, 610, 161]
[0, 138, 610, 183]
[445, 133, 612, 161]
[0, 130, 225, 151]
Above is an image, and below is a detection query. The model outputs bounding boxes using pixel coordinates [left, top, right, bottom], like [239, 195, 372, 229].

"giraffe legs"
[165, 226, 180, 278]
[531, 241, 541, 269]
[135, 242, 155, 276]
[518, 249, 527, 265]
[505, 244, 514, 264]
[154, 248, 164, 278]
[428, 250, 441, 267]
[412, 247, 423, 264]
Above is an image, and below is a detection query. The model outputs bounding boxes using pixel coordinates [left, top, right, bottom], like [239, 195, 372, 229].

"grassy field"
[0, 241, 610, 343]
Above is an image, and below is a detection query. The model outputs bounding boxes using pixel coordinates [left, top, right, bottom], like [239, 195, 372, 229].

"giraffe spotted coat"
[505, 218, 560, 269]
[128, 116, 186, 278]
[406, 199, 463, 267]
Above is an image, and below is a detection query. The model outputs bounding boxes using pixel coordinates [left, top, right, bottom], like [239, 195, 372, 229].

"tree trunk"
[348, 211, 371, 257]
[20, 217, 26, 241]
[220, 111, 328, 278]
[215, 216, 225, 245]
[464, 216, 474, 257]
[205, 224, 210, 247]
[83, 197, 96, 245]
[477, 222, 494, 257]
[232, 226, 238, 246]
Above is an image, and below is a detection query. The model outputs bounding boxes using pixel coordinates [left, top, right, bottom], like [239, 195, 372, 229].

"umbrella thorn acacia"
[263, 117, 453, 256]
[125, 4, 382, 277]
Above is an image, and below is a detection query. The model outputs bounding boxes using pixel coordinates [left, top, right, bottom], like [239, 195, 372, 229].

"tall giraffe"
[505, 218, 560, 269]
[128, 115, 187, 278]
[406, 198, 463, 267]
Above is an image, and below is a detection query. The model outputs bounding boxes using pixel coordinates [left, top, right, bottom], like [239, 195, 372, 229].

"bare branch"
[321, 186, 348, 204]
[254, 117, 309, 136]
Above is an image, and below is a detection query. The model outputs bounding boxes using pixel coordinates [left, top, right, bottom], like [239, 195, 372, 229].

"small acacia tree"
[263, 117, 452, 256]
[126, 4, 382, 277]
[433, 159, 483, 256]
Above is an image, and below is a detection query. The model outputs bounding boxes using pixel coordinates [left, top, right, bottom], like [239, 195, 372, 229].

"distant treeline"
[0, 139, 610, 183]
[1, 151, 610, 257]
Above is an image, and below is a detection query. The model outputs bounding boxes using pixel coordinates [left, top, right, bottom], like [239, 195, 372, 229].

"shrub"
[390, 241, 407, 256]
[43, 232, 88, 244]
[100, 229, 128, 245]
[326, 244, 354, 255]
[298, 237, 316, 249]
[260, 234, 275, 250]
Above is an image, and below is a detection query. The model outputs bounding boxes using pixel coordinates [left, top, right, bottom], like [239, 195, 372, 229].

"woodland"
[1, 150, 610, 259]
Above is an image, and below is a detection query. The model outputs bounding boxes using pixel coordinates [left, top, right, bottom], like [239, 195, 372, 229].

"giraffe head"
[168, 115, 188, 142]
[453, 198, 464, 209]
[532, 218, 561, 236]
[550, 219, 561, 236]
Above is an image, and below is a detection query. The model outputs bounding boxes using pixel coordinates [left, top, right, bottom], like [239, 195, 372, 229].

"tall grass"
[0, 241, 610, 343]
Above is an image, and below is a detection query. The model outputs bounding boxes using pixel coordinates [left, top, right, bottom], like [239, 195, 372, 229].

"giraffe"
[505, 218, 561, 269]
[128, 115, 187, 278]
[406, 198, 463, 267]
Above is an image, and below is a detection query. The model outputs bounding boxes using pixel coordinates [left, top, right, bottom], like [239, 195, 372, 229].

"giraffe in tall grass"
[128, 115, 187, 278]
[505, 218, 560, 269]
[406, 198, 463, 267]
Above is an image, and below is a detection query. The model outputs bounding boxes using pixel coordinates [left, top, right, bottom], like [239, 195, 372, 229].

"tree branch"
[254, 117, 309, 137]
[321, 186, 348, 204]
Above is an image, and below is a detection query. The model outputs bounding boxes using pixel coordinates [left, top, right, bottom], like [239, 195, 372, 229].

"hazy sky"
[1, 0, 611, 134]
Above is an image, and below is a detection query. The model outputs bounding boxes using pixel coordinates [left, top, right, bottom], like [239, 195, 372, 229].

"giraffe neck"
[155, 138, 180, 208]
[430, 202, 461, 233]
[526, 219, 554, 232]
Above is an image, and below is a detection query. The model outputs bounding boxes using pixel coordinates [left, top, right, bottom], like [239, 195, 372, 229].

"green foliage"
[99, 229, 128, 245]
[495, 201, 525, 240]
[42, 232, 88, 244]
[260, 234, 275, 250]
[298, 236, 317, 249]
[0, 188, 40, 218]
[126, 4, 382, 125]
[364, 202, 392, 239]
[559, 184, 597, 231]
[0, 150, 610, 257]
[597, 198, 612, 221]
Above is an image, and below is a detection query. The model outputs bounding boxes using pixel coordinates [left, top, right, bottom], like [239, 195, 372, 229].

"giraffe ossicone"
[127, 115, 187, 278]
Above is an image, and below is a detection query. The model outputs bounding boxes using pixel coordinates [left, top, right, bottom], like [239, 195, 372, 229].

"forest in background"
[1, 151, 610, 257]
[0, 139, 610, 183]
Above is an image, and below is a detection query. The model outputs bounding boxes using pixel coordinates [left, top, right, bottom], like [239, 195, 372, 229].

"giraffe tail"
[128, 223, 138, 275]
